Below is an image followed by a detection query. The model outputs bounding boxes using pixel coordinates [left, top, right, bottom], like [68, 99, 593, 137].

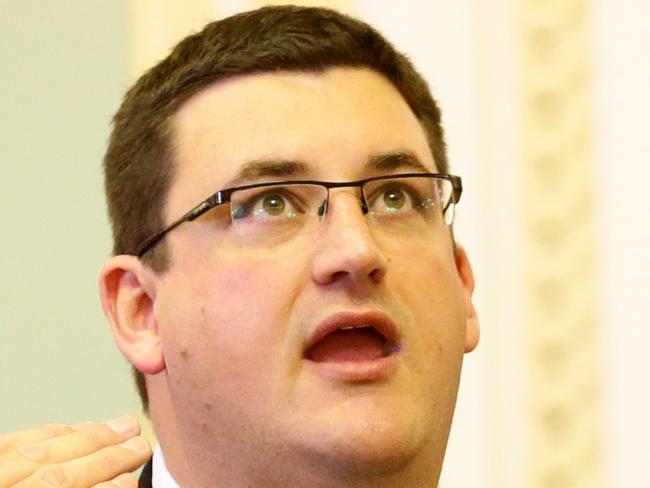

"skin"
[0, 417, 150, 487]
[99, 67, 479, 487]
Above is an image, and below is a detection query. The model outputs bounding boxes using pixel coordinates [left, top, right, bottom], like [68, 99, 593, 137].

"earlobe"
[454, 244, 480, 353]
[98, 255, 166, 374]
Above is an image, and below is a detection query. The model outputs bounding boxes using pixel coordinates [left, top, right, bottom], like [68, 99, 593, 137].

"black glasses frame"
[135, 173, 462, 257]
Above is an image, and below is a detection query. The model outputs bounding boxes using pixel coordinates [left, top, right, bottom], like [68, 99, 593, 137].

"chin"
[296, 411, 441, 479]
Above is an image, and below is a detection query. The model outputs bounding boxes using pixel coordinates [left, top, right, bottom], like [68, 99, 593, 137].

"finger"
[0, 423, 72, 455]
[13, 437, 151, 488]
[71, 415, 141, 448]
[92, 472, 138, 488]
[0, 416, 140, 486]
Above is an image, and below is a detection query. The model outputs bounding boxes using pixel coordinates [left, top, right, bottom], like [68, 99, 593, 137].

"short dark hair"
[104, 4, 448, 413]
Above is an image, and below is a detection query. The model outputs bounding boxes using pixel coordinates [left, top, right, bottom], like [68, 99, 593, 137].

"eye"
[368, 183, 418, 214]
[232, 188, 305, 222]
[249, 191, 301, 219]
[382, 187, 408, 211]
[260, 194, 286, 216]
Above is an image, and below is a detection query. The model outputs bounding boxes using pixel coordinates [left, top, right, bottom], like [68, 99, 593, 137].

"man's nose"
[310, 191, 388, 287]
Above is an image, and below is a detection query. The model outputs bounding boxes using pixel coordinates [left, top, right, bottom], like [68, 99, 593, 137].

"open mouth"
[305, 326, 397, 362]
[303, 312, 401, 364]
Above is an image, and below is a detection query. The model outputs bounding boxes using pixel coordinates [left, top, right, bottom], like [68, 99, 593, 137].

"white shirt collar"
[152, 444, 182, 488]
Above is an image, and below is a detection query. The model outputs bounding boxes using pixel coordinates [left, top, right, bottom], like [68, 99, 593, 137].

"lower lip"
[304, 353, 400, 382]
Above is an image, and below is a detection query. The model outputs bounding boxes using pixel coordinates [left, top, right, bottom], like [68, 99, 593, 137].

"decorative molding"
[518, 1, 605, 486]
[127, 0, 217, 78]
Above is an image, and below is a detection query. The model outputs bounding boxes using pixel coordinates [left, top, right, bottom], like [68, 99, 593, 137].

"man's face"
[151, 67, 477, 478]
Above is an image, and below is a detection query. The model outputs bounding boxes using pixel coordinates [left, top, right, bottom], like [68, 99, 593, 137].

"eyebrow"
[224, 150, 431, 188]
[225, 159, 309, 187]
[365, 151, 431, 173]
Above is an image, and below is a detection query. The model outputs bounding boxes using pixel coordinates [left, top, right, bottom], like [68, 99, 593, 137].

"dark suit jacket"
[139, 459, 153, 488]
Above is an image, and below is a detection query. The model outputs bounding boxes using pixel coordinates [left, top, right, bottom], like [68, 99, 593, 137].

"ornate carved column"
[518, 1, 604, 486]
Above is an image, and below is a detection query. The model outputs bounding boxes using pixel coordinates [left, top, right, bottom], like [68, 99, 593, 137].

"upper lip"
[304, 310, 402, 356]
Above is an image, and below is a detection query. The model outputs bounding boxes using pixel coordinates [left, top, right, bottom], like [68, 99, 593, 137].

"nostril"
[368, 267, 385, 284]
[329, 270, 347, 282]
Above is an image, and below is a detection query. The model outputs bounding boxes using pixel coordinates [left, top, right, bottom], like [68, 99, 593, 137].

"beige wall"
[594, 0, 650, 485]
[0, 1, 137, 427]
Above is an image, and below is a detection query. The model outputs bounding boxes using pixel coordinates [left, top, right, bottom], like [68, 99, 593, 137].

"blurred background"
[1, 1, 648, 486]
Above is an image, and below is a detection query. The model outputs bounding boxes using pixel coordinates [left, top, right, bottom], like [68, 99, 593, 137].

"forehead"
[168, 67, 434, 210]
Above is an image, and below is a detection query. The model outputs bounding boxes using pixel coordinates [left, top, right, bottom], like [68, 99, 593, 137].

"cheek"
[390, 245, 467, 366]
[391, 240, 462, 308]
[157, 255, 302, 390]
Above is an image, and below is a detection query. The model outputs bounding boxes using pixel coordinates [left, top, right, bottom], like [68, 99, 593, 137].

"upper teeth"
[340, 325, 370, 330]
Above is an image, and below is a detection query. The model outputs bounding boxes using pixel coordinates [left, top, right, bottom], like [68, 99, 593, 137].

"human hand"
[0, 416, 151, 487]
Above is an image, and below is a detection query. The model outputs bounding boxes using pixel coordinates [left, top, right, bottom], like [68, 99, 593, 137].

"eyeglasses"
[135, 173, 462, 257]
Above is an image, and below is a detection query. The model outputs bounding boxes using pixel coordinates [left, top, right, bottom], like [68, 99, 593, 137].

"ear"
[454, 244, 480, 353]
[98, 255, 166, 374]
